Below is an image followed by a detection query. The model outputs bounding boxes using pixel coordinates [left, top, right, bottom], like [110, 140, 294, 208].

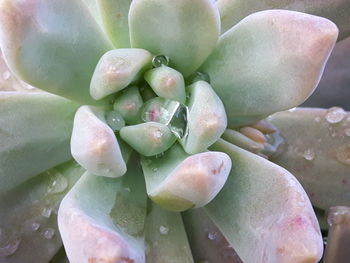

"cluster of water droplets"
[0, 167, 72, 258]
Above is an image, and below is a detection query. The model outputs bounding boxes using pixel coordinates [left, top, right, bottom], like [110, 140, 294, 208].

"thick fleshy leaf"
[180, 81, 227, 154]
[113, 86, 143, 125]
[218, 0, 350, 40]
[90, 48, 152, 100]
[120, 122, 176, 157]
[200, 10, 338, 127]
[303, 37, 350, 110]
[129, 0, 220, 77]
[0, 160, 84, 262]
[71, 105, 127, 177]
[141, 143, 231, 211]
[183, 208, 243, 263]
[0, 0, 112, 104]
[97, 0, 132, 48]
[0, 92, 78, 194]
[144, 65, 186, 104]
[323, 206, 350, 262]
[145, 203, 193, 262]
[207, 139, 323, 263]
[0, 50, 38, 92]
[269, 108, 350, 210]
[58, 155, 147, 263]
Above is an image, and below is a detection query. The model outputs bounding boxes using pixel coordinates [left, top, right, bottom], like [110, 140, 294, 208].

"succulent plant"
[0, 0, 349, 262]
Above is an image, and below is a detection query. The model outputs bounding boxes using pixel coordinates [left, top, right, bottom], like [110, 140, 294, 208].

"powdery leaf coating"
[129, 0, 220, 77]
[90, 48, 152, 100]
[58, 167, 147, 263]
[201, 10, 338, 126]
[270, 108, 350, 209]
[207, 140, 323, 263]
[181, 81, 227, 154]
[0, 0, 111, 104]
[218, 0, 350, 40]
[145, 148, 231, 211]
[71, 106, 127, 178]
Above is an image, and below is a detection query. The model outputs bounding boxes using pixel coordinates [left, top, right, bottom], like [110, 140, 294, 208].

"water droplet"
[154, 130, 163, 139]
[155, 152, 165, 159]
[31, 222, 40, 232]
[2, 70, 10, 80]
[43, 228, 55, 239]
[303, 149, 315, 161]
[332, 146, 350, 166]
[327, 206, 350, 226]
[207, 231, 218, 240]
[124, 187, 131, 193]
[323, 237, 327, 246]
[188, 72, 210, 84]
[41, 207, 52, 218]
[152, 167, 158, 172]
[141, 97, 169, 123]
[0, 238, 21, 257]
[345, 128, 350, 137]
[314, 116, 321, 122]
[106, 110, 125, 132]
[168, 102, 189, 139]
[152, 55, 169, 67]
[159, 225, 169, 235]
[141, 98, 189, 139]
[47, 173, 68, 194]
[325, 107, 346, 124]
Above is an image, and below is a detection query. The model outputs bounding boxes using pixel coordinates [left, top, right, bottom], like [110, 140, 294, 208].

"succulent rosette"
[0, 0, 349, 262]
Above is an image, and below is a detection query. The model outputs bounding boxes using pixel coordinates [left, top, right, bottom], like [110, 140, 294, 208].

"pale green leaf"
[97, 0, 132, 48]
[58, 155, 147, 263]
[145, 203, 193, 263]
[129, 0, 220, 77]
[0, 92, 79, 194]
[0, 160, 84, 262]
[0, 0, 112, 104]
[218, 0, 350, 40]
[269, 107, 350, 210]
[207, 139, 323, 263]
[200, 10, 338, 126]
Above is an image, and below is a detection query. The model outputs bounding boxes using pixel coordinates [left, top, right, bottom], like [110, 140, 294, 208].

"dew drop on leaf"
[207, 231, 218, 240]
[0, 238, 21, 257]
[303, 149, 315, 161]
[141, 98, 189, 139]
[41, 207, 52, 218]
[345, 128, 350, 137]
[43, 228, 55, 239]
[31, 222, 40, 232]
[47, 172, 68, 194]
[152, 55, 169, 67]
[325, 107, 346, 124]
[159, 225, 169, 235]
[2, 70, 10, 80]
[106, 110, 125, 132]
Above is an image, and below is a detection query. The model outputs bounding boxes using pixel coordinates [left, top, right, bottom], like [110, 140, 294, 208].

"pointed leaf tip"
[207, 139, 323, 263]
[71, 106, 127, 178]
[0, 0, 112, 104]
[201, 10, 338, 126]
[142, 144, 231, 211]
[90, 48, 152, 100]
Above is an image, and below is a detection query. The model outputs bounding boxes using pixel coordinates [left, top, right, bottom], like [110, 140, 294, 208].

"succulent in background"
[0, 0, 349, 262]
